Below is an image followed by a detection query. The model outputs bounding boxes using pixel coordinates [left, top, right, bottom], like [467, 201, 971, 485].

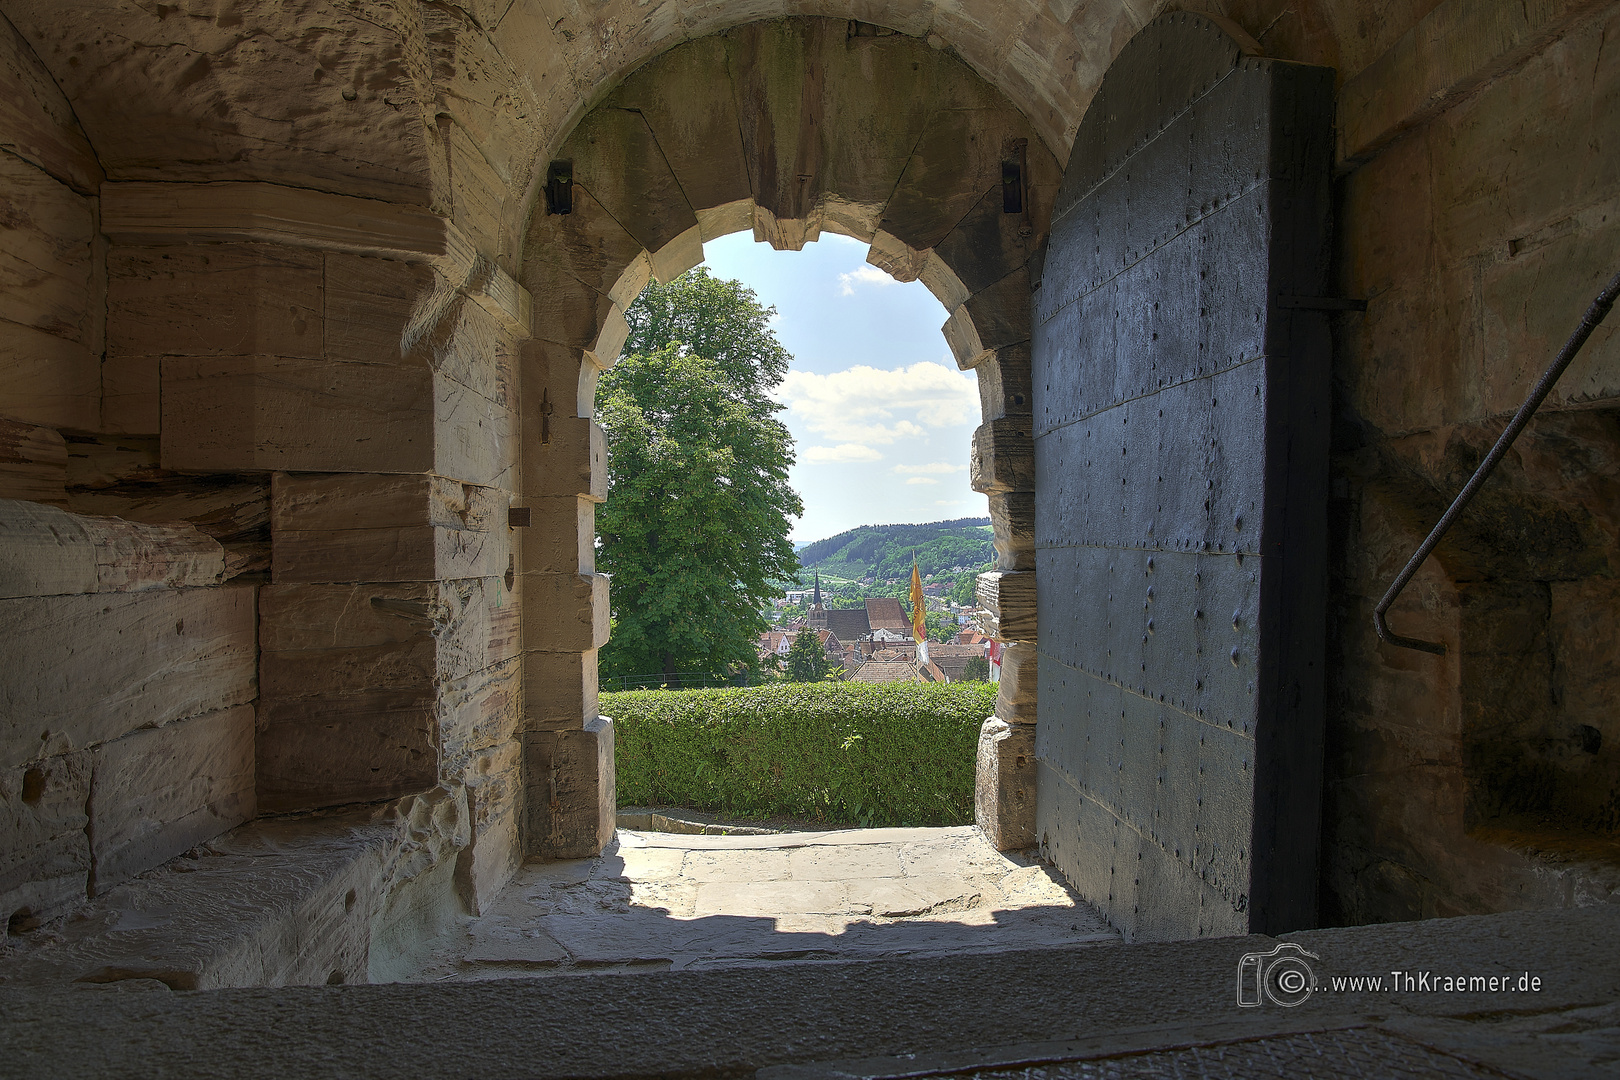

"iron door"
[1032, 12, 1334, 941]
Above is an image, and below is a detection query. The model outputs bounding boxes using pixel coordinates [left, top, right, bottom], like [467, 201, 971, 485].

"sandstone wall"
[0, 0, 1617, 947]
[0, 502, 255, 924]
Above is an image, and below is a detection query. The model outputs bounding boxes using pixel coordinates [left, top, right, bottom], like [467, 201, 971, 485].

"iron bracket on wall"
[545, 161, 573, 215]
[1374, 269, 1620, 654]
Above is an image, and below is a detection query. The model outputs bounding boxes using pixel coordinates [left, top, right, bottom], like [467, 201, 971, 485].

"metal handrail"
[1375, 269, 1620, 654]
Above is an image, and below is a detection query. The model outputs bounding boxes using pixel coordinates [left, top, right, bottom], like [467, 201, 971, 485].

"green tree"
[961, 655, 990, 681]
[596, 271, 803, 681]
[784, 630, 831, 682]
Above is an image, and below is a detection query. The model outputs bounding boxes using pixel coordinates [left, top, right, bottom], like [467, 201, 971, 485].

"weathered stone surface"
[0, 750, 90, 923]
[0, 808, 403, 990]
[257, 690, 437, 815]
[524, 717, 614, 860]
[161, 355, 433, 474]
[0, 417, 66, 506]
[0, 500, 224, 599]
[975, 570, 1035, 642]
[271, 473, 510, 584]
[88, 705, 256, 895]
[517, 498, 594, 575]
[521, 417, 606, 503]
[0, 316, 98, 430]
[988, 491, 1035, 571]
[99, 354, 159, 434]
[0, 153, 94, 346]
[0, 585, 256, 771]
[455, 738, 522, 914]
[566, 107, 697, 259]
[606, 34, 751, 219]
[0, 12, 102, 195]
[68, 477, 270, 581]
[1337, 0, 1607, 165]
[970, 418, 1034, 495]
[523, 648, 600, 732]
[974, 345, 1033, 422]
[996, 643, 1037, 712]
[324, 253, 436, 366]
[518, 572, 609, 653]
[108, 243, 323, 360]
[972, 718, 1036, 854]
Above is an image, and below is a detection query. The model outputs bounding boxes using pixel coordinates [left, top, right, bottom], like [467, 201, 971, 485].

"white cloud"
[837, 264, 898, 296]
[802, 443, 883, 464]
[905, 477, 939, 485]
[776, 362, 978, 445]
[894, 461, 965, 475]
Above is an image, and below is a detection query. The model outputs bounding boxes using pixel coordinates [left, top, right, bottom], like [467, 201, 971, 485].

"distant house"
[923, 642, 990, 681]
[848, 659, 922, 684]
[823, 606, 871, 643]
[865, 597, 908, 631]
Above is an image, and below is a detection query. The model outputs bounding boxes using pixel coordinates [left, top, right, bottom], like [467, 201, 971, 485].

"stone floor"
[408, 826, 1119, 979]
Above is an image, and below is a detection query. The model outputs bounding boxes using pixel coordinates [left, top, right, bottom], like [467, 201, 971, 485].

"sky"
[698, 231, 988, 544]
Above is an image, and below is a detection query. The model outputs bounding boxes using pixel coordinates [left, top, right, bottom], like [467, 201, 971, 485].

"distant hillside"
[798, 518, 993, 582]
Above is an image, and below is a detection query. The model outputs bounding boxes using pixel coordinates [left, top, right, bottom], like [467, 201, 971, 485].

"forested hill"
[797, 518, 993, 581]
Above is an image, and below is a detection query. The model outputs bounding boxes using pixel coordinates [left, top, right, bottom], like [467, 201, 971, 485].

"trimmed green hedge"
[605, 682, 997, 827]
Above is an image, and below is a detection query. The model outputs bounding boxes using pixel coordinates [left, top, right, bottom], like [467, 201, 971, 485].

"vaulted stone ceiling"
[0, 0, 1410, 276]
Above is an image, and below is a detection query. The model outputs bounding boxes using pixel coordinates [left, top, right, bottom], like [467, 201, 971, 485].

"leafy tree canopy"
[785, 630, 833, 682]
[597, 270, 803, 681]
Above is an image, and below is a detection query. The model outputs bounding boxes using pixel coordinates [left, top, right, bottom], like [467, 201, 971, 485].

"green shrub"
[605, 681, 997, 827]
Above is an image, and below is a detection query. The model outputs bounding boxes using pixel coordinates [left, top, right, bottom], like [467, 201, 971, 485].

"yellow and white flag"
[910, 557, 930, 665]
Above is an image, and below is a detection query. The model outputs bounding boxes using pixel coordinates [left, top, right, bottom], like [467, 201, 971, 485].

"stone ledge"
[0, 802, 463, 991]
[1, 906, 1617, 1078]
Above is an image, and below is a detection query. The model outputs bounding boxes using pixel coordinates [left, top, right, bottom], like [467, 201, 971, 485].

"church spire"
[812, 571, 822, 609]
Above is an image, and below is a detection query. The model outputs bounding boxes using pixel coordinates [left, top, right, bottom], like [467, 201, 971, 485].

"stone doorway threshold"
[406, 826, 1119, 980]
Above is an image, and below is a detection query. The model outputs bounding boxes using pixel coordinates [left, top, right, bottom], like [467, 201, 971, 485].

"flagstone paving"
[409, 826, 1119, 980]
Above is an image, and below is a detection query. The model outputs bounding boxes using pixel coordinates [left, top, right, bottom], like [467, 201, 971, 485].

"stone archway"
[515, 17, 1056, 857]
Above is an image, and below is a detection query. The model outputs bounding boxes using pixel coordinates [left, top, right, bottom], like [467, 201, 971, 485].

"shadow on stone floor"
[406, 826, 1121, 980]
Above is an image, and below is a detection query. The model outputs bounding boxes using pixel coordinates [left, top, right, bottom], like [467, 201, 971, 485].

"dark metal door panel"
[1032, 12, 1333, 940]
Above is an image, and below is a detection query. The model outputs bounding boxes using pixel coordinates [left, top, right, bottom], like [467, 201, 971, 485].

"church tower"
[808, 571, 828, 630]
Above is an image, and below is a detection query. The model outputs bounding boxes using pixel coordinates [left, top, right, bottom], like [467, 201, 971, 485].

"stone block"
[256, 690, 437, 814]
[997, 642, 1038, 711]
[271, 473, 510, 584]
[520, 338, 592, 420]
[988, 490, 1036, 571]
[88, 704, 256, 895]
[977, 570, 1036, 641]
[161, 354, 433, 474]
[521, 416, 606, 503]
[100, 354, 160, 434]
[971, 417, 1035, 494]
[522, 648, 600, 731]
[107, 243, 324, 360]
[517, 497, 594, 575]
[976, 718, 1036, 851]
[433, 368, 516, 491]
[0, 751, 90, 924]
[975, 344, 1033, 421]
[323, 253, 435, 366]
[0, 586, 257, 771]
[0, 418, 66, 506]
[441, 658, 522, 770]
[0, 152, 95, 343]
[567, 107, 698, 259]
[606, 34, 752, 220]
[0, 501, 225, 599]
[0, 318, 98, 430]
[588, 307, 630, 370]
[455, 738, 522, 914]
[524, 717, 615, 860]
[520, 573, 610, 653]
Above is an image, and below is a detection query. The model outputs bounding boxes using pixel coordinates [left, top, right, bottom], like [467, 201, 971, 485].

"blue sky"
[699, 231, 988, 544]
